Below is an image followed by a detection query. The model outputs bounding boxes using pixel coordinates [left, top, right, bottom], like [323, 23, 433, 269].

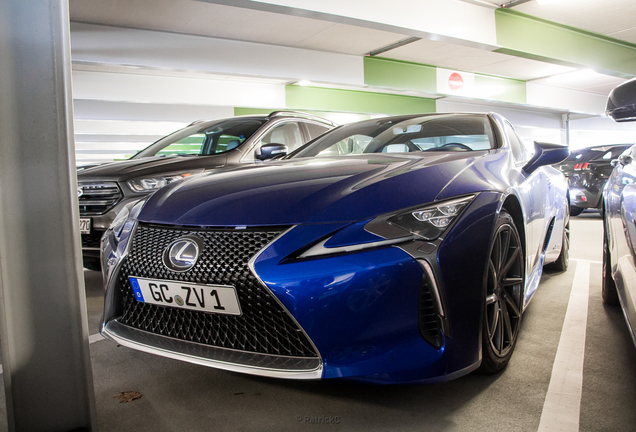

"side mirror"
[523, 142, 570, 175]
[256, 143, 288, 161]
[619, 154, 633, 166]
[607, 77, 636, 122]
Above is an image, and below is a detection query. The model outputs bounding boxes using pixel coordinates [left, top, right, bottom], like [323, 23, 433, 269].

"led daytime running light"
[412, 199, 471, 228]
[387, 195, 475, 240]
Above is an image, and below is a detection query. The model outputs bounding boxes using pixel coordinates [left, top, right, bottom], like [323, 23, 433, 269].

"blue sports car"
[100, 113, 569, 383]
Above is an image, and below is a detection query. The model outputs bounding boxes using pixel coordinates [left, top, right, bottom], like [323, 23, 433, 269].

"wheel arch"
[500, 194, 526, 261]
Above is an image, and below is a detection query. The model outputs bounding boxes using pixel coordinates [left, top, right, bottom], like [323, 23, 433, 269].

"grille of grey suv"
[82, 231, 103, 248]
[117, 224, 318, 358]
[78, 181, 122, 216]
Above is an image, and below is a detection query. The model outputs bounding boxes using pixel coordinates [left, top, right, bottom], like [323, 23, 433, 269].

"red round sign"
[448, 73, 464, 91]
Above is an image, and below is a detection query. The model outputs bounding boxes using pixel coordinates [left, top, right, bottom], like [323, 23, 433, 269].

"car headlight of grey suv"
[126, 169, 204, 192]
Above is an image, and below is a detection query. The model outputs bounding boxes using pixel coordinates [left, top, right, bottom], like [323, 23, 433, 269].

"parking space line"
[571, 258, 602, 264]
[538, 261, 590, 432]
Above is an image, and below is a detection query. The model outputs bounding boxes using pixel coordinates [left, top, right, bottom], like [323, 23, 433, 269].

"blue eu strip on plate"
[129, 277, 145, 302]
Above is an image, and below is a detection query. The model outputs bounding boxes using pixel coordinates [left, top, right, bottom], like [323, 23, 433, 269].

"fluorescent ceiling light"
[297, 80, 312, 86]
[536, 0, 573, 5]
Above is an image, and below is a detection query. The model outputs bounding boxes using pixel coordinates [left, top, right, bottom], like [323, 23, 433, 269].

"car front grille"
[117, 223, 318, 358]
[78, 181, 122, 215]
[82, 230, 103, 248]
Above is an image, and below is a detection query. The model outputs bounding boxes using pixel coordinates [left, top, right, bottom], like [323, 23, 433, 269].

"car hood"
[76, 154, 227, 182]
[138, 153, 490, 226]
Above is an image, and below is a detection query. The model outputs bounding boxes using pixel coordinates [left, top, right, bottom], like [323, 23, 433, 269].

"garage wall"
[569, 116, 636, 148]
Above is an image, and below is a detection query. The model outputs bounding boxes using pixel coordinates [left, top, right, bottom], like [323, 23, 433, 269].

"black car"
[556, 143, 631, 216]
[78, 111, 336, 270]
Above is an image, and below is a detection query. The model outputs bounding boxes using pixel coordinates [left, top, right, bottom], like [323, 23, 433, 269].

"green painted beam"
[495, 9, 636, 78]
[364, 56, 437, 93]
[285, 85, 436, 115]
[234, 107, 374, 124]
[364, 56, 526, 104]
[233, 107, 276, 116]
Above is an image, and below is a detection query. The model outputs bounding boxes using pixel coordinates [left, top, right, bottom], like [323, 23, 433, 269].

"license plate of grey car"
[79, 218, 91, 234]
[128, 276, 242, 315]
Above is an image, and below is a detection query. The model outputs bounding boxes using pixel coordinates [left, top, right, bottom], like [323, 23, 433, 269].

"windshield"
[291, 114, 495, 158]
[133, 118, 267, 159]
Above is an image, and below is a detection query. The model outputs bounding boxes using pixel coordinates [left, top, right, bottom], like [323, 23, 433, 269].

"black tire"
[83, 257, 101, 272]
[602, 218, 620, 305]
[570, 206, 584, 217]
[477, 211, 525, 374]
[545, 204, 569, 272]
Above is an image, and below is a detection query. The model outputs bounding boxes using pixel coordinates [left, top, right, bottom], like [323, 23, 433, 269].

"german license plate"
[128, 276, 242, 315]
[79, 218, 91, 234]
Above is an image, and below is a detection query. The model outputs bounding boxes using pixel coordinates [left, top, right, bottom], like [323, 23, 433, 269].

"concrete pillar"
[0, 0, 97, 430]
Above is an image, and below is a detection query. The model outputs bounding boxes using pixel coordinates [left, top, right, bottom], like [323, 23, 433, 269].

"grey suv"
[78, 111, 336, 270]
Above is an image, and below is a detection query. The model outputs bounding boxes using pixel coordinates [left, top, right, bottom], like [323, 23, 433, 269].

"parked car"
[99, 112, 569, 383]
[602, 77, 636, 348]
[556, 144, 631, 216]
[78, 111, 336, 270]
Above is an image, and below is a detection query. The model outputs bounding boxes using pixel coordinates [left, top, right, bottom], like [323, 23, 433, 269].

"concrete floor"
[2, 210, 636, 431]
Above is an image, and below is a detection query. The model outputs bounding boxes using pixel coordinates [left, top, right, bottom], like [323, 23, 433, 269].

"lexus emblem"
[163, 236, 203, 272]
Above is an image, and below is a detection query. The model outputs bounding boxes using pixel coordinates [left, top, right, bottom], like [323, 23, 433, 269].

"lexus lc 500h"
[99, 112, 569, 383]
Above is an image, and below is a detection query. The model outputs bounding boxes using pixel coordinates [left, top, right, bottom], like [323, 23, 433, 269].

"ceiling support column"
[562, 113, 571, 146]
[0, 0, 97, 430]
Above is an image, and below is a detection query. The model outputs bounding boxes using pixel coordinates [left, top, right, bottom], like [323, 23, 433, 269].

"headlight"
[298, 195, 476, 259]
[126, 169, 204, 192]
[101, 197, 148, 289]
[387, 195, 475, 240]
[108, 198, 147, 246]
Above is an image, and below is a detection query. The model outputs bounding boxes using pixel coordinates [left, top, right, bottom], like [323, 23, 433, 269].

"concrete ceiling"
[69, 0, 407, 56]
[377, 38, 575, 80]
[69, 0, 636, 96]
[488, 0, 636, 44]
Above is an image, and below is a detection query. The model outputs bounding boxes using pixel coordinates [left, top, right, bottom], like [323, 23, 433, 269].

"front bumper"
[100, 193, 501, 383]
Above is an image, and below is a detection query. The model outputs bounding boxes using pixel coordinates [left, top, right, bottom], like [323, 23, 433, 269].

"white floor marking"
[538, 261, 590, 432]
[571, 258, 602, 264]
[0, 334, 104, 375]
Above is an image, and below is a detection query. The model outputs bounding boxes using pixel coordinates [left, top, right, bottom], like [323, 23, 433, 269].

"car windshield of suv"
[290, 115, 495, 158]
[132, 119, 267, 159]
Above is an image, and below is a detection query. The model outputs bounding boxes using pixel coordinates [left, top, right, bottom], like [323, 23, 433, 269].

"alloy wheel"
[485, 222, 524, 358]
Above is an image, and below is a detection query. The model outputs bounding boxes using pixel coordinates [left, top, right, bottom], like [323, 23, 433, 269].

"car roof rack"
[187, 120, 206, 126]
[267, 110, 338, 126]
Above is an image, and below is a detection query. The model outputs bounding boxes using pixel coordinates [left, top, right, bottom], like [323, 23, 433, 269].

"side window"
[156, 133, 206, 156]
[503, 121, 527, 162]
[211, 134, 242, 154]
[252, 122, 304, 160]
[316, 135, 372, 157]
[304, 122, 331, 140]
